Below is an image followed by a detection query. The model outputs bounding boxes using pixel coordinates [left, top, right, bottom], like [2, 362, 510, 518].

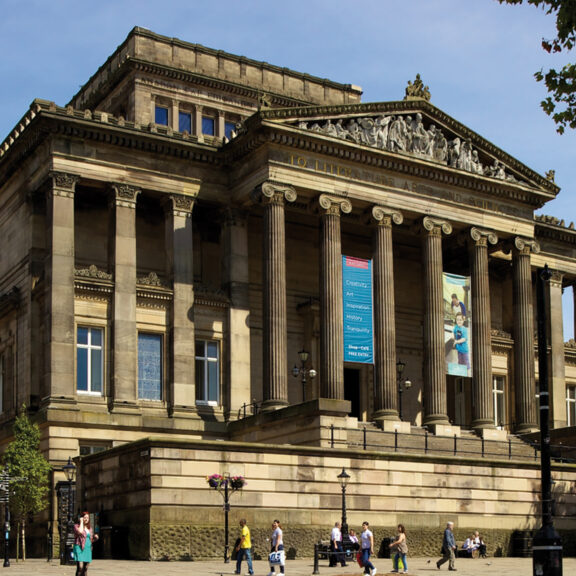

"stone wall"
[78, 437, 576, 560]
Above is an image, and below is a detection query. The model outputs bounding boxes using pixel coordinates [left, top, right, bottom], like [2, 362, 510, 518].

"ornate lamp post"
[396, 360, 412, 421]
[292, 349, 317, 402]
[206, 473, 246, 563]
[62, 458, 76, 565]
[337, 468, 352, 557]
[0, 466, 12, 568]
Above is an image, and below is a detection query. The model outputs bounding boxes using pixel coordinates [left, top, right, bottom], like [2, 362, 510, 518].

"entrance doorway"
[344, 367, 361, 419]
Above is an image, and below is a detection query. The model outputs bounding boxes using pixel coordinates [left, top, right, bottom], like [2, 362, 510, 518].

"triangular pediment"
[254, 100, 558, 197]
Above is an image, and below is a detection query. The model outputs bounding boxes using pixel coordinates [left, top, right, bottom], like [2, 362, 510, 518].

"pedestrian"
[329, 521, 347, 567]
[73, 511, 99, 576]
[268, 519, 285, 576]
[437, 521, 457, 571]
[389, 524, 408, 573]
[361, 521, 377, 576]
[235, 518, 254, 576]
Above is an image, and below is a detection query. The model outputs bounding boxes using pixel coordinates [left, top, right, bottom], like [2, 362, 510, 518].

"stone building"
[1, 27, 576, 559]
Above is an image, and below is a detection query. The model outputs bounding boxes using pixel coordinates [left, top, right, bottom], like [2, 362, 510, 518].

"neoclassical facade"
[2, 27, 576, 557]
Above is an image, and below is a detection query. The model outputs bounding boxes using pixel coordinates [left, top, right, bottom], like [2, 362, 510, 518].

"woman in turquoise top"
[73, 511, 99, 576]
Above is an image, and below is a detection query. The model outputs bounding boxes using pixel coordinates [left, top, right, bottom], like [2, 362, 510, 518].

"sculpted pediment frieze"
[253, 102, 557, 195]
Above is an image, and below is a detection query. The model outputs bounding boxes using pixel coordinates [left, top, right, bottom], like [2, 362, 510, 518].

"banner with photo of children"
[443, 272, 472, 378]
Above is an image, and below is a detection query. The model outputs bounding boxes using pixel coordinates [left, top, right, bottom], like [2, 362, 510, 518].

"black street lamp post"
[292, 349, 317, 402]
[61, 458, 76, 566]
[0, 467, 11, 568]
[206, 473, 246, 564]
[533, 266, 562, 576]
[396, 360, 412, 421]
[337, 468, 353, 557]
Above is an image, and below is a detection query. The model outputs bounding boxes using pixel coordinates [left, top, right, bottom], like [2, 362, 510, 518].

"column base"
[427, 423, 461, 437]
[260, 399, 290, 413]
[372, 409, 399, 426]
[516, 423, 539, 434]
[379, 419, 411, 434]
[476, 427, 508, 441]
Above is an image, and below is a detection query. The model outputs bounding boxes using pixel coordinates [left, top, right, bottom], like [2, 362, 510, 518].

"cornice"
[535, 216, 576, 246]
[0, 100, 222, 181]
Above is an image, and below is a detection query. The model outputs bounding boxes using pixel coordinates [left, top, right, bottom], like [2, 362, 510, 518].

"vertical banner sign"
[443, 272, 472, 377]
[343, 256, 374, 363]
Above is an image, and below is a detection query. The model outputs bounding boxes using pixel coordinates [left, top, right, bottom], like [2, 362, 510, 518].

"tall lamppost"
[337, 468, 352, 557]
[62, 458, 76, 565]
[292, 349, 317, 402]
[0, 466, 11, 568]
[396, 360, 412, 421]
[206, 473, 246, 563]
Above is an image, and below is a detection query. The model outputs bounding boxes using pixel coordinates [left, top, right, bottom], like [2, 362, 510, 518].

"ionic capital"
[513, 236, 540, 256]
[470, 227, 498, 247]
[252, 181, 297, 206]
[422, 216, 452, 236]
[371, 205, 403, 227]
[318, 193, 352, 216]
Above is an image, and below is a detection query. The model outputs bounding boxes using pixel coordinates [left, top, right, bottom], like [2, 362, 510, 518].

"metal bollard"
[313, 543, 320, 575]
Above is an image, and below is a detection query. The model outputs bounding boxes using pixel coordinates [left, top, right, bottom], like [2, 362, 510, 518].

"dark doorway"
[344, 367, 361, 419]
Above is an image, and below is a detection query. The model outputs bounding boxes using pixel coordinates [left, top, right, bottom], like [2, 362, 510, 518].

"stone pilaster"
[258, 182, 297, 411]
[421, 216, 452, 427]
[512, 236, 539, 433]
[318, 194, 352, 400]
[370, 206, 403, 423]
[470, 227, 498, 431]
[547, 269, 567, 428]
[222, 206, 252, 416]
[164, 193, 196, 413]
[46, 172, 78, 398]
[110, 184, 140, 409]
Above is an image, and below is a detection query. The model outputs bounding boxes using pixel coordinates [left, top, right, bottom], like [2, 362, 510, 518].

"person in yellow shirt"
[235, 518, 254, 575]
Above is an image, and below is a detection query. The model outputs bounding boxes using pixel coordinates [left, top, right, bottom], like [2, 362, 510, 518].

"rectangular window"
[179, 111, 192, 133]
[195, 340, 220, 405]
[224, 121, 236, 140]
[79, 444, 110, 457]
[567, 386, 576, 427]
[138, 333, 163, 401]
[202, 116, 215, 136]
[155, 106, 169, 126]
[77, 327, 103, 395]
[493, 376, 505, 428]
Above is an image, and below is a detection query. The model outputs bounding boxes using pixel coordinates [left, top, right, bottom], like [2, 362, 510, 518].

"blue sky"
[1, 0, 574, 336]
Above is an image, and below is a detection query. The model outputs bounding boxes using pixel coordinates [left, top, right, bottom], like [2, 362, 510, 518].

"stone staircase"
[343, 423, 543, 463]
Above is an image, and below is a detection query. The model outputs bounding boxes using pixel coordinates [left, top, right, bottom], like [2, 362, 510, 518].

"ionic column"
[547, 270, 567, 428]
[164, 193, 197, 411]
[371, 206, 403, 422]
[470, 227, 498, 431]
[422, 216, 452, 426]
[222, 207, 252, 415]
[319, 194, 352, 399]
[110, 184, 140, 408]
[46, 172, 78, 398]
[513, 237, 539, 433]
[258, 182, 297, 411]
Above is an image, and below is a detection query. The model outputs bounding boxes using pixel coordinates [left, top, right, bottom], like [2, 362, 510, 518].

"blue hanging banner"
[342, 256, 374, 363]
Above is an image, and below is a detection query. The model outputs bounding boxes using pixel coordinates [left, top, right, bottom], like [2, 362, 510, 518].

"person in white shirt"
[361, 521, 376, 576]
[329, 522, 347, 567]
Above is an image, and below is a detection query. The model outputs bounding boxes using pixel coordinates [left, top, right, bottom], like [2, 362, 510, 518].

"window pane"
[77, 327, 88, 345]
[77, 348, 88, 392]
[195, 359, 205, 401]
[225, 121, 236, 139]
[91, 328, 102, 347]
[91, 349, 102, 393]
[202, 116, 215, 135]
[155, 106, 169, 125]
[138, 334, 162, 400]
[208, 361, 219, 402]
[207, 341, 218, 359]
[179, 112, 192, 133]
[195, 341, 205, 357]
